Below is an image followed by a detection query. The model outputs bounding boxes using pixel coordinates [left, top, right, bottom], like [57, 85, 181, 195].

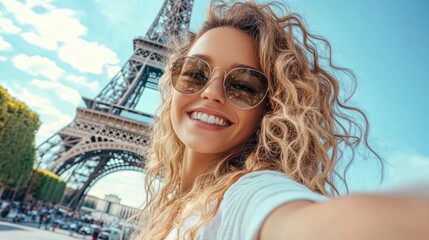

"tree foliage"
[31, 168, 66, 203]
[0, 86, 40, 187]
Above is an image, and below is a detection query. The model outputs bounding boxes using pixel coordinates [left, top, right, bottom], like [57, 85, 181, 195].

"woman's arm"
[259, 194, 429, 240]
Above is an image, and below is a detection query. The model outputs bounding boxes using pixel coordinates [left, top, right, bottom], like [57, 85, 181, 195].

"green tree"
[31, 168, 66, 203]
[0, 86, 40, 198]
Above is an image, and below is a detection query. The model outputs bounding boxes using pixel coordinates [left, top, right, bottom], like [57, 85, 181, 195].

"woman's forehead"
[187, 27, 261, 71]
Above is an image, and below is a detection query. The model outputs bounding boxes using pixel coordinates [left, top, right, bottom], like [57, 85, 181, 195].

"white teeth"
[201, 113, 208, 122]
[190, 111, 229, 126]
[219, 119, 226, 126]
[208, 115, 215, 124]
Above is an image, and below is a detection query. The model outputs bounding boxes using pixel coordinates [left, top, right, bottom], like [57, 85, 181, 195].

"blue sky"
[1, 0, 428, 207]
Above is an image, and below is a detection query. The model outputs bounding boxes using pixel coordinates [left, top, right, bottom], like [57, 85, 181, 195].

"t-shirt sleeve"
[217, 170, 328, 240]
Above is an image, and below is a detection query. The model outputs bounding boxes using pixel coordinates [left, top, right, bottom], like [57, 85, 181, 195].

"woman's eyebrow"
[189, 53, 260, 71]
[230, 63, 260, 71]
[190, 53, 211, 63]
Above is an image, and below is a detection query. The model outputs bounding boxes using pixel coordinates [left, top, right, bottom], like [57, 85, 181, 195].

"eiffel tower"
[34, 0, 194, 210]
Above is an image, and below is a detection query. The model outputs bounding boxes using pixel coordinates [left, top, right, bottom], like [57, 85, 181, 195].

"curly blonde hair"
[131, 1, 382, 239]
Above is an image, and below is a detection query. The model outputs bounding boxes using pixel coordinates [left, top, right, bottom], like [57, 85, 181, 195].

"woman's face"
[171, 27, 265, 155]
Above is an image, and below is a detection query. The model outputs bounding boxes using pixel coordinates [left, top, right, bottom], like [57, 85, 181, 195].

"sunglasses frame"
[171, 56, 269, 109]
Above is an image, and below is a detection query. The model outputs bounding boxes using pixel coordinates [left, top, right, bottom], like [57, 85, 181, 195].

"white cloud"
[88, 171, 146, 208]
[11, 54, 64, 81]
[0, 56, 7, 61]
[106, 65, 121, 78]
[0, 35, 12, 51]
[0, 16, 21, 34]
[1, 1, 120, 74]
[7, 87, 62, 116]
[21, 31, 58, 50]
[38, 114, 72, 138]
[66, 74, 100, 91]
[1, 1, 86, 47]
[3, 86, 73, 138]
[94, 0, 134, 25]
[25, 0, 55, 10]
[30, 79, 81, 106]
[93, 0, 160, 33]
[58, 39, 119, 74]
[384, 150, 429, 187]
[342, 149, 429, 193]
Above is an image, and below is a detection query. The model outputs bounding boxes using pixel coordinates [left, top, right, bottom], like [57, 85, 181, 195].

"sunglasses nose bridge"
[203, 67, 227, 89]
[209, 67, 227, 83]
[199, 67, 227, 104]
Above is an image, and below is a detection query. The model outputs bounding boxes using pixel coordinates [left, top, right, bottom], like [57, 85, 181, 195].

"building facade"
[82, 194, 140, 223]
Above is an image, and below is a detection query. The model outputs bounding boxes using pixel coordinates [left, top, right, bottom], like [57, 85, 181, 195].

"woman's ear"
[186, 30, 197, 42]
[186, 30, 196, 37]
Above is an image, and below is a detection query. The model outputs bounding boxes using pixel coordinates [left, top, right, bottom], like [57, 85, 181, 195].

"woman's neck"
[179, 148, 221, 194]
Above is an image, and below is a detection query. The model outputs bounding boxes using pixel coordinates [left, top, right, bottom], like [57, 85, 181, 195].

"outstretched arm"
[259, 194, 429, 240]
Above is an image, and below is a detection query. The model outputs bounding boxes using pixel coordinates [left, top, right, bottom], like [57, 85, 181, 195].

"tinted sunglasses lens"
[172, 57, 210, 94]
[224, 69, 268, 109]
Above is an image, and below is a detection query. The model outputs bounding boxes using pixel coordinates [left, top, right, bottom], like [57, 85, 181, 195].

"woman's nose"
[200, 68, 226, 104]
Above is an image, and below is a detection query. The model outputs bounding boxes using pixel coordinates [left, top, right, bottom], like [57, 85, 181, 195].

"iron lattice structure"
[35, 0, 194, 210]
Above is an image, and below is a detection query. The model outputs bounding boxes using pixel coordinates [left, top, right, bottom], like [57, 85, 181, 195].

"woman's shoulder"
[234, 169, 295, 181]
[214, 170, 328, 239]
[223, 170, 328, 203]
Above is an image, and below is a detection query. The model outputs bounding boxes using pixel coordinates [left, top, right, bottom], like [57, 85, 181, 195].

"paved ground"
[0, 220, 91, 240]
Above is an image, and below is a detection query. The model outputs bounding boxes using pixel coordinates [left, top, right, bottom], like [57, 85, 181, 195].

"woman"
[132, 1, 429, 239]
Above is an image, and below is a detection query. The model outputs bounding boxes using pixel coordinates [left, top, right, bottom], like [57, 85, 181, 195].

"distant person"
[37, 212, 46, 229]
[69, 220, 75, 236]
[92, 227, 100, 240]
[130, 1, 429, 239]
[0, 205, 10, 218]
[43, 212, 50, 230]
[51, 220, 58, 232]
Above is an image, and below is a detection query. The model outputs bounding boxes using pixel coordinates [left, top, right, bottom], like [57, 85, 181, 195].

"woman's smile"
[187, 107, 233, 130]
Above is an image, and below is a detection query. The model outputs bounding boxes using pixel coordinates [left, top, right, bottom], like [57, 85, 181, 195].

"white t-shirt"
[166, 170, 328, 240]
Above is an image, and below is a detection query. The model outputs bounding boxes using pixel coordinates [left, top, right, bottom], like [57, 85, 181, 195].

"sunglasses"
[171, 56, 269, 109]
